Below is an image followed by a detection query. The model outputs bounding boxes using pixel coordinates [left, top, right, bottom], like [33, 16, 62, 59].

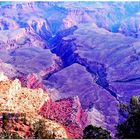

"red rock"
[39, 96, 88, 138]
[0, 112, 33, 138]
[18, 73, 45, 90]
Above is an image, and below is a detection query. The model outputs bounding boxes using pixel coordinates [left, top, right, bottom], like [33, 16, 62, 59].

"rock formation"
[0, 73, 68, 138]
[0, 2, 140, 138]
[39, 96, 87, 138]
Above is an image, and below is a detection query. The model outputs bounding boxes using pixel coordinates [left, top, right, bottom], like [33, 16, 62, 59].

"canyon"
[0, 1, 140, 138]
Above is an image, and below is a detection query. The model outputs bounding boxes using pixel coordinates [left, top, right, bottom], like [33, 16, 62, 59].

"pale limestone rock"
[0, 72, 8, 81]
[0, 73, 68, 138]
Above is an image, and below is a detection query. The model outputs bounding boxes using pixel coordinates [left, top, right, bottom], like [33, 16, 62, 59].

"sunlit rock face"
[0, 75, 49, 122]
[0, 72, 8, 81]
[0, 74, 68, 139]
[0, 61, 17, 79]
[39, 96, 86, 138]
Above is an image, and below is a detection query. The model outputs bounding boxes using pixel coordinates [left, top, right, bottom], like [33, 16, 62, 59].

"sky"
[0, 0, 140, 2]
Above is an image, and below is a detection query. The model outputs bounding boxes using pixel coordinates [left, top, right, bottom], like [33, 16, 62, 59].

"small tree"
[117, 96, 140, 138]
[83, 125, 111, 139]
[0, 131, 22, 139]
[2, 113, 9, 130]
[32, 119, 56, 139]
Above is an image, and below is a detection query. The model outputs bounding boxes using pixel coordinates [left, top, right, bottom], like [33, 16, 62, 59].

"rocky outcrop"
[0, 16, 18, 30]
[18, 73, 43, 89]
[0, 112, 33, 138]
[39, 96, 87, 138]
[0, 46, 62, 82]
[45, 63, 95, 109]
[119, 13, 140, 38]
[0, 61, 17, 79]
[0, 28, 48, 52]
[0, 73, 68, 138]
[46, 23, 140, 136]
[0, 74, 49, 122]
[1, 2, 140, 38]
[45, 63, 119, 135]
[62, 24, 140, 103]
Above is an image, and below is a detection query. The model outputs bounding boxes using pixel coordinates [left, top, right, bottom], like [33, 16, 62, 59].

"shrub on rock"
[117, 96, 140, 138]
[83, 125, 111, 139]
[32, 119, 56, 139]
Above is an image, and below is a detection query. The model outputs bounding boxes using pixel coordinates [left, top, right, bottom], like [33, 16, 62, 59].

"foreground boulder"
[0, 73, 68, 138]
[39, 96, 87, 138]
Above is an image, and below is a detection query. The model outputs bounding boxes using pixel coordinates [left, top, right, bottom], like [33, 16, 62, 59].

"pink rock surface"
[39, 96, 87, 138]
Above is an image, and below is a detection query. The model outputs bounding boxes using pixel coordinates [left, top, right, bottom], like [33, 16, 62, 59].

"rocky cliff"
[0, 73, 67, 138]
[0, 73, 88, 138]
[0, 2, 140, 138]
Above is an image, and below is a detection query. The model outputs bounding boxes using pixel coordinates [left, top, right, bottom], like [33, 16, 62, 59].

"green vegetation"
[0, 113, 56, 139]
[2, 95, 140, 139]
[0, 131, 22, 139]
[83, 125, 112, 139]
[2, 113, 8, 130]
[116, 96, 140, 138]
[32, 119, 56, 139]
